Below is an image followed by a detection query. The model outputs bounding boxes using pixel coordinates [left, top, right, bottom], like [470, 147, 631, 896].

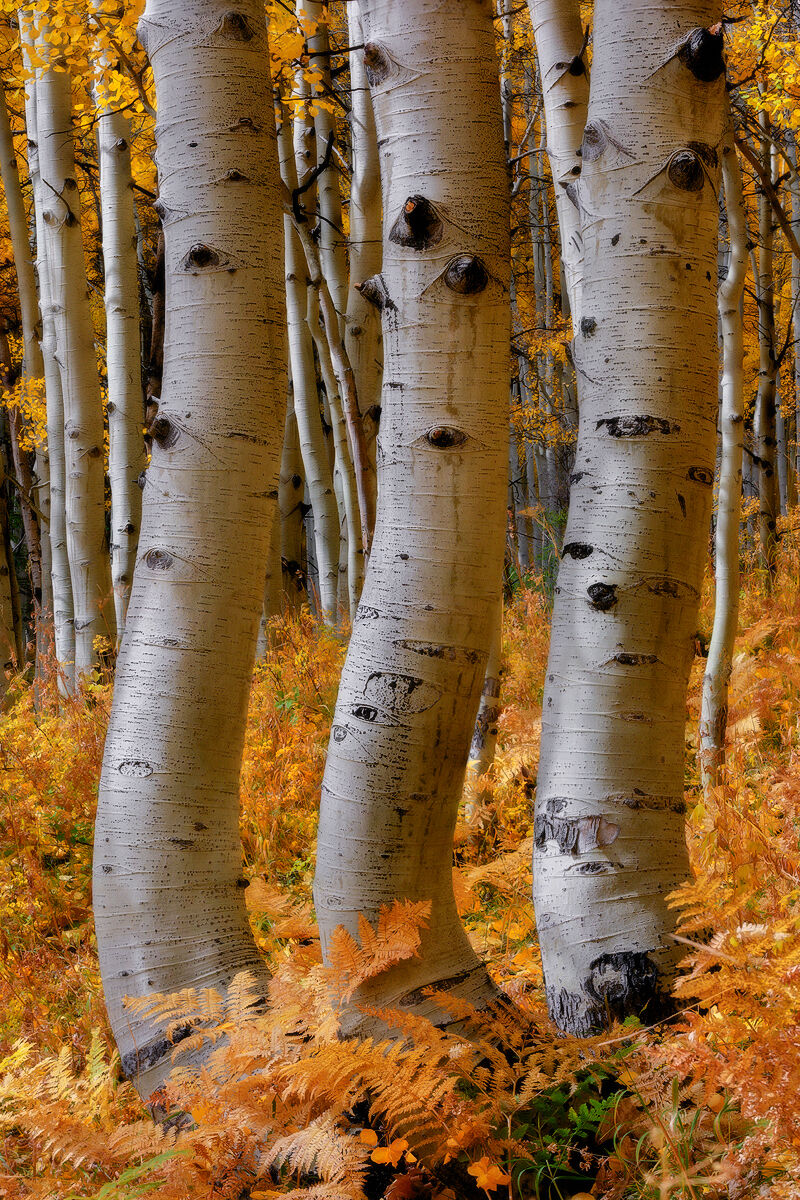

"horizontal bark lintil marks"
[534, 0, 726, 1034]
[93, 0, 286, 1098]
[313, 0, 510, 1032]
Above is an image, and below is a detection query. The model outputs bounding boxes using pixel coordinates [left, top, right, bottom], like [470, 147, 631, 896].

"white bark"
[0, 84, 45, 627]
[20, 32, 75, 689]
[35, 46, 115, 673]
[467, 595, 503, 809]
[699, 130, 747, 790]
[278, 116, 340, 624]
[279, 403, 306, 607]
[314, 0, 510, 1030]
[534, 0, 725, 1034]
[93, 0, 286, 1098]
[346, 5, 382, 539]
[528, 0, 589, 325]
[94, 48, 147, 633]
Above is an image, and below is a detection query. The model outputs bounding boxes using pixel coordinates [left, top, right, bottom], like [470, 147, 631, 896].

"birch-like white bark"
[314, 0, 510, 1030]
[93, 0, 286, 1097]
[278, 116, 340, 623]
[699, 130, 747, 790]
[528, 0, 589, 325]
[534, 0, 725, 1034]
[20, 37, 75, 688]
[279, 403, 306, 607]
[94, 45, 147, 632]
[0, 85, 44, 618]
[35, 47, 115, 673]
[346, 5, 382, 538]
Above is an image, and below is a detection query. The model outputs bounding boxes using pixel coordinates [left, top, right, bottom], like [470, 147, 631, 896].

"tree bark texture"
[93, 0, 286, 1098]
[699, 130, 747, 789]
[95, 62, 147, 632]
[313, 0, 510, 1032]
[534, 0, 726, 1034]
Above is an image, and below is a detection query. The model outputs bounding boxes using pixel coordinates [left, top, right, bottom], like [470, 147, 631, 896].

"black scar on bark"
[563, 542, 593, 559]
[678, 27, 726, 82]
[389, 196, 443, 250]
[425, 426, 468, 449]
[118, 760, 153, 777]
[580, 121, 608, 162]
[444, 254, 489, 294]
[687, 465, 714, 485]
[597, 415, 680, 437]
[114, 137, 128, 152]
[144, 548, 173, 571]
[332, 725, 347, 741]
[614, 652, 657, 665]
[570, 471, 585, 484]
[535, 803, 619, 854]
[217, 11, 254, 39]
[397, 964, 495, 1010]
[668, 149, 705, 192]
[182, 243, 223, 271]
[357, 274, 395, 312]
[649, 579, 679, 597]
[587, 582, 617, 611]
[223, 168, 248, 182]
[585, 950, 669, 1024]
[580, 316, 596, 337]
[351, 704, 379, 722]
[356, 604, 381, 620]
[363, 41, 392, 86]
[687, 140, 718, 168]
[396, 638, 482, 665]
[677, 493, 687, 516]
[565, 181, 580, 209]
[120, 1026, 194, 1080]
[148, 414, 179, 449]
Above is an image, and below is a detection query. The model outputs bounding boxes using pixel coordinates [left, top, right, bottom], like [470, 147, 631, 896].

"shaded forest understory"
[1, 534, 799, 1199]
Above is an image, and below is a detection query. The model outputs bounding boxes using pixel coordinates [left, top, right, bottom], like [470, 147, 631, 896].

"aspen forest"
[2, 0, 800, 1196]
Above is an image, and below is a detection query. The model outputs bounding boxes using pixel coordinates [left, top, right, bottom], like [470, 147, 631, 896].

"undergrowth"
[0, 540, 799, 1198]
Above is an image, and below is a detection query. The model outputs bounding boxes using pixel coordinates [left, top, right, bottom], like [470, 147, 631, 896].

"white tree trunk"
[278, 116, 340, 624]
[93, 0, 286, 1098]
[346, 5, 382, 540]
[279, 403, 306, 607]
[35, 47, 116, 673]
[699, 129, 747, 789]
[94, 51, 147, 633]
[528, 0, 589, 325]
[534, 0, 725, 1034]
[20, 32, 75, 689]
[313, 0, 510, 1031]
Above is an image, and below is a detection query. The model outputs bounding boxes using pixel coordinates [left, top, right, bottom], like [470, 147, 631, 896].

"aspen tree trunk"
[0, 457, 16, 681]
[699, 130, 747, 790]
[346, 5, 382, 536]
[36, 50, 115, 672]
[94, 56, 147, 632]
[467, 598, 502, 781]
[279, 404, 306, 606]
[534, 0, 725, 1034]
[754, 113, 779, 578]
[528, 0, 589, 324]
[21, 43, 75, 689]
[314, 0, 510, 1030]
[790, 141, 800, 487]
[93, 0, 286, 1098]
[0, 80, 47, 657]
[278, 116, 340, 624]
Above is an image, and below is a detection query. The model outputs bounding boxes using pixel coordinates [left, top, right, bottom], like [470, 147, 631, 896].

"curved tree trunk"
[94, 58, 147, 633]
[533, 0, 725, 1034]
[93, 0, 286, 1099]
[699, 129, 747, 789]
[36, 47, 115, 674]
[313, 0, 510, 1032]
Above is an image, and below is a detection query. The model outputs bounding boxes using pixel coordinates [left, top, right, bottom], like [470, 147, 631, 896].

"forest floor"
[0, 530, 799, 1199]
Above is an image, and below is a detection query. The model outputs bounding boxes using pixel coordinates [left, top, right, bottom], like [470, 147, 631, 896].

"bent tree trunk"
[93, 0, 286, 1099]
[313, 0, 510, 1031]
[534, 0, 725, 1034]
[699, 129, 747, 789]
